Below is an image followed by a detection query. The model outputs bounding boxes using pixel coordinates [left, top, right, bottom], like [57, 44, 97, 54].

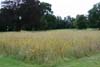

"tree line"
[0, 0, 100, 31]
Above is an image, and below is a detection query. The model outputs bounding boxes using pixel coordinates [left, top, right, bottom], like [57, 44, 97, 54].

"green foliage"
[1, 0, 100, 31]
[0, 0, 53, 31]
[74, 15, 88, 29]
[40, 15, 74, 30]
[88, 2, 100, 29]
[0, 0, 76, 31]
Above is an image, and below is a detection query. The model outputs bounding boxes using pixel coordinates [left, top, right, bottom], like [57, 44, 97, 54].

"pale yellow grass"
[0, 30, 100, 64]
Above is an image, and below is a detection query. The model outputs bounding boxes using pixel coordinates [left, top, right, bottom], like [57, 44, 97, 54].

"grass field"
[0, 29, 100, 66]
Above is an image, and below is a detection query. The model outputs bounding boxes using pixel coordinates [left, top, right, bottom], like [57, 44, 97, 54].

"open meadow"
[0, 29, 100, 67]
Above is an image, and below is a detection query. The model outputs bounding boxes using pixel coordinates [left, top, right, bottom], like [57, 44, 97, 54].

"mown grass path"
[0, 56, 38, 67]
[58, 54, 100, 67]
[0, 54, 100, 67]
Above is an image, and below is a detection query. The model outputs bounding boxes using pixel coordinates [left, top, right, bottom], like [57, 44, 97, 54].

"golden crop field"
[0, 29, 100, 64]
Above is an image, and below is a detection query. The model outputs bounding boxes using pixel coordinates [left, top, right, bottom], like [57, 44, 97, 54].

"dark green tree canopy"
[40, 2, 53, 15]
[74, 15, 88, 29]
[88, 2, 100, 28]
[1, 0, 100, 31]
[0, 0, 53, 31]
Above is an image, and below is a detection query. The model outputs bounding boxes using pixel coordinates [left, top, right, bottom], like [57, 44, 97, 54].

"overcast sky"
[0, 0, 100, 18]
[40, 0, 100, 18]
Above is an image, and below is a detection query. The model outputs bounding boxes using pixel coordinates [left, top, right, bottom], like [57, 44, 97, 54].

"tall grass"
[0, 30, 100, 64]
